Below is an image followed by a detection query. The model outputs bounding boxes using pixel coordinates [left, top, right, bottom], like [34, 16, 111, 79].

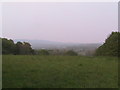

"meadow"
[2, 55, 118, 88]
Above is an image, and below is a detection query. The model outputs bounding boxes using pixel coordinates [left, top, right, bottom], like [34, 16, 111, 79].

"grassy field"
[2, 55, 118, 88]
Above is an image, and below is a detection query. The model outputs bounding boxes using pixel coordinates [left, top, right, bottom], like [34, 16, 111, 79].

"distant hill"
[14, 39, 70, 49]
[14, 39, 101, 50]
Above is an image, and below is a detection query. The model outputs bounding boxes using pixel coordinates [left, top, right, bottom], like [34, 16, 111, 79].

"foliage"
[0, 38, 1, 55]
[2, 38, 16, 54]
[37, 49, 49, 55]
[65, 50, 78, 56]
[95, 32, 120, 56]
[1, 38, 34, 55]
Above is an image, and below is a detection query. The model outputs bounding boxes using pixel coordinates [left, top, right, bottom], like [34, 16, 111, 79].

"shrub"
[38, 49, 49, 55]
[65, 50, 78, 56]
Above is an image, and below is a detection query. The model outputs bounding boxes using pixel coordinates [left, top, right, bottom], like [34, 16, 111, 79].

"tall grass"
[2, 55, 118, 88]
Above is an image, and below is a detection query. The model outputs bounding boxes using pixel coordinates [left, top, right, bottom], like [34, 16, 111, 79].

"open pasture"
[2, 55, 118, 88]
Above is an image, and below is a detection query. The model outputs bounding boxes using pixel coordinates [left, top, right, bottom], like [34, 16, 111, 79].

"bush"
[38, 49, 49, 55]
[65, 50, 78, 56]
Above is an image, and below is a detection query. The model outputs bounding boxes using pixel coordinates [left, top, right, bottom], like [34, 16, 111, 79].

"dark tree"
[23, 42, 33, 55]
[2, 38, 16, 54]
[2, 38, 34, 55]
[65, 50, 78, 56]
[16, 41, 23, 55]
[95, 32, 120, 57]
[38, 49, 49, 55]
[16, 42, 33, 55]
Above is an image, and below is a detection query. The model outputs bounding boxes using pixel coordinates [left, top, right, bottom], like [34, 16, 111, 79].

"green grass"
[2, 55, 118, 88]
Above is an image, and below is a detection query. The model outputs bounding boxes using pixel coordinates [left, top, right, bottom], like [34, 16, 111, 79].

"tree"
[23, 42, 33, 55]
[2, 38, 34, 55]
[65, 50, 78, 56]
[38, 49, 49, 55]
[0, 38, 1, 55]
[95, 32, 119, 56]
[16, 42, 33, 55]
[2, 38, 16, 54]
[16, 41, 23, 54]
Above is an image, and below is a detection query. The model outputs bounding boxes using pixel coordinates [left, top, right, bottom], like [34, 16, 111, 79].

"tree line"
[1, 38, 78, 56]
[1, 38, 34, 55]
[1, 31, 119, 56]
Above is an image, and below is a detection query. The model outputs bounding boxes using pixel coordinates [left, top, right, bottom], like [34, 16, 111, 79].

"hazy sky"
[2, 2, 118, 43]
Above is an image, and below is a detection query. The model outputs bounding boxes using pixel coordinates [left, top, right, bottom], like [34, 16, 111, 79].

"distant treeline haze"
[1, 31, 119, 56]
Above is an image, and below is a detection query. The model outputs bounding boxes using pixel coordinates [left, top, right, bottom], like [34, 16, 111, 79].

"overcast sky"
[2, 2, 118, 43]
